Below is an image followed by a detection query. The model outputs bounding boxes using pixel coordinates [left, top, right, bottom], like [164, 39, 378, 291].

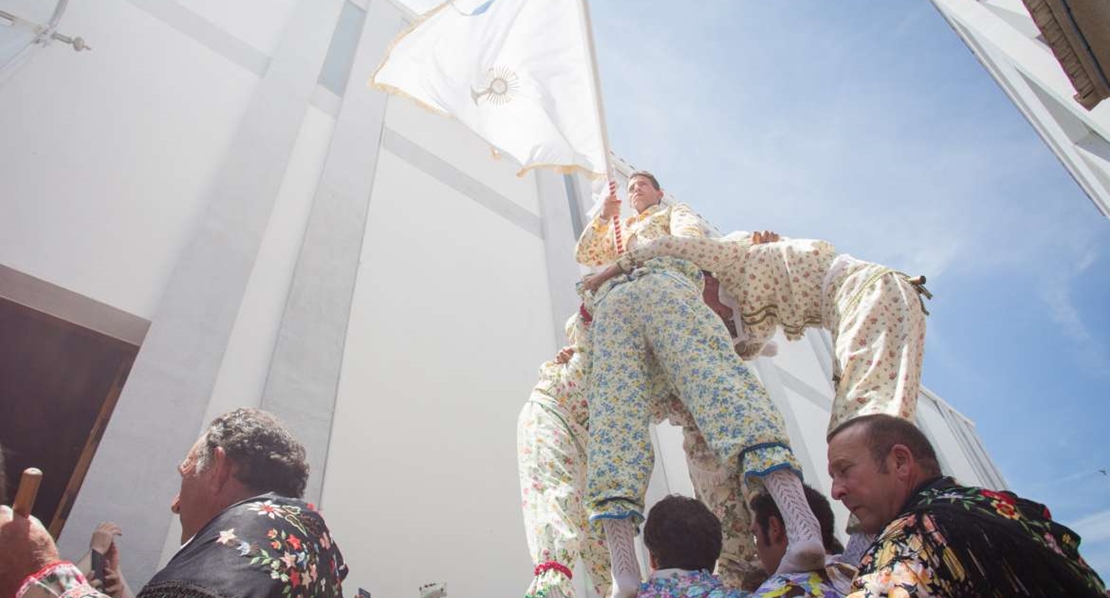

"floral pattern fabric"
[849, 478, 1107, 598]
[519, 335, 763, 596]
[752, 563, 855, 597]
[617, 235, 834, 359]
[636, 566, 851, 598]
[660, 395, 762, 589]
[636, 569, 749, 598]
[518, 347, 611, 598]
[17, 562, 105, 598]
[616, 236, 927, 436]
[585, 256, 801, 525]
[821, 256, 925, 434]
[139, 493, 346, 598]
[575, 203, 708, 267]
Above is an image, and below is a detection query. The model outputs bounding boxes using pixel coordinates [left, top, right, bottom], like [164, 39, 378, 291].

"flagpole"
[578, 0, 624, 254]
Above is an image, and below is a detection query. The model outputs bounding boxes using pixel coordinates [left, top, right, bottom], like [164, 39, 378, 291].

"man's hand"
[751, 230, 780, 244]
[91, 566, 124, 597]
[582, 264, 623, 294]
[599, 180, 621, 222]
[554, 346, 576, 364]
[90, 522, 122, 554]
[90, 545, 124, 598]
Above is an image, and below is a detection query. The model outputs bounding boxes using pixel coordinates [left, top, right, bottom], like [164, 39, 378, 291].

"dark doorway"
[0, 266, 146, 539]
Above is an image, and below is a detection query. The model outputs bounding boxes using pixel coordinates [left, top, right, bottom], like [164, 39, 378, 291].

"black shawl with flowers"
[138, 493, 347, 598]
[854, 477, 1105, 598]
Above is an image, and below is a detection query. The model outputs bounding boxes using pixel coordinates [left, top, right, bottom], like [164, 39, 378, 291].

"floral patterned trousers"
[586, 261, 801, 525]
[662, 396, 763, 589]
[518, 397, 611, 598]
[825, 260, 928, 435]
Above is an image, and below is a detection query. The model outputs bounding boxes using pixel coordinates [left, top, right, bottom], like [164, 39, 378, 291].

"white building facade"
[1, 1, 1007, 596]
[929, 0, 1110, 218]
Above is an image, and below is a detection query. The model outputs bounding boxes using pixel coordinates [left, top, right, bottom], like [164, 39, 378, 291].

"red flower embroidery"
[981, 489, 1014, 504]
[287, 535, 302, 551]
[993, 500, 1020, 520]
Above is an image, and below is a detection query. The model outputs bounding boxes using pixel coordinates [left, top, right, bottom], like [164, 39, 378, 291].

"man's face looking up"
[628, 175, 663, 213]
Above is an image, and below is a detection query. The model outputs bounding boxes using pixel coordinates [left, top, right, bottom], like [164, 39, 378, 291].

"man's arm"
[616, 236, 744, 275]
[574, 216, 620, 266]
[575, 184, 623, 266]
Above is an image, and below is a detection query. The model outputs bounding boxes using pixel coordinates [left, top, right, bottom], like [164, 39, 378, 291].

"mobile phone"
[90, 549, 106, 584]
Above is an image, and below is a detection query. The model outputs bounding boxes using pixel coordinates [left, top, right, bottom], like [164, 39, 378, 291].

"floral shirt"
[753, 563, 855, 597]
[575, 202, 708, 267]
[850, 478, 1107, 598]
[635, 567, 851, 598]
[637, 569, 749, 598]
[139, 493, 347, 598]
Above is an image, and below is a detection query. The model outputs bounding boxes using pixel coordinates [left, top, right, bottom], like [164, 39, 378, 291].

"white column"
[261, 0, 406, 504]
[60, 0, 347, 582]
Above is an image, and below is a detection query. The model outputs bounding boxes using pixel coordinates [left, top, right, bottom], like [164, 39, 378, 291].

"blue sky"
[585, 0, 1110, 580]
[396, 0, 1110, 579]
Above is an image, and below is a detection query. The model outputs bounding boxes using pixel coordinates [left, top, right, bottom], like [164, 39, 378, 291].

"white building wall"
[1, 0, 1009, 595]
[929, 0, 1110, 218]
[320, 147, 552, 597]
[174, 0, 301, 57]
[0, 0, 258, 319]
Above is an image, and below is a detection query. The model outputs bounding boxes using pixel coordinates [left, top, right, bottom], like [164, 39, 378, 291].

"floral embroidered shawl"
[851, 477, 1106, 597]
[138, 493, 347, 598]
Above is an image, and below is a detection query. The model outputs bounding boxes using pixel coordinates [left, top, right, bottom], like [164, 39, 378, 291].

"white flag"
[371, 0, 608, 178]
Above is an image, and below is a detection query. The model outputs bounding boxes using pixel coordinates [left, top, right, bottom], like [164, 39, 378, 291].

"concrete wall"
[0, 0, 258, 319]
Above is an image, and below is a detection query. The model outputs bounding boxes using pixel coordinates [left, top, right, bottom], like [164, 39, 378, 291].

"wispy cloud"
[1038, 247, 1110, 376]
[1071, 509, 1110, 544]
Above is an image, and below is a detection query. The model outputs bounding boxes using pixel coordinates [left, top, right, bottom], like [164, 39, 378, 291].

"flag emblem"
[471, 67, 519, 106]
[371, 0, 609, 178]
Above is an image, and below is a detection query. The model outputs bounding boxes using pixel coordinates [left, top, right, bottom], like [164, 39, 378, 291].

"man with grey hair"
[138, 408, 348, 598]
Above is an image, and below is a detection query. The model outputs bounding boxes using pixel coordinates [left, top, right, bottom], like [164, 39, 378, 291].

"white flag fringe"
[371, 0, 608, 179]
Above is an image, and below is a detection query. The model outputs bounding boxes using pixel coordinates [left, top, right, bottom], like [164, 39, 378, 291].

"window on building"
[318, 1, 368, 97]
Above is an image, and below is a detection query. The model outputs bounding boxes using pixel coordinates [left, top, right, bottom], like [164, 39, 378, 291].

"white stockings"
[763, 469, 826, 574]
[601, 518, 642, 598]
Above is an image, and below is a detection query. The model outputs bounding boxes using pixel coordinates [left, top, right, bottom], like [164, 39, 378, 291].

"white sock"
[763, 469, 826, 574]
[602, 518, 642, 598]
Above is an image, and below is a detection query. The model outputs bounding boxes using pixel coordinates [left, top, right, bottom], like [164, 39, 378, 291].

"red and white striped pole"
[608, 178, 624, 254]
[580, 0, 623, 256]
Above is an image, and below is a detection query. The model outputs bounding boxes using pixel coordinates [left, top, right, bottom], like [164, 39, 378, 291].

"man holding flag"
[574, 171, 712, 266]
[577, 173, 826, 597]
[373, 1, 825, 595]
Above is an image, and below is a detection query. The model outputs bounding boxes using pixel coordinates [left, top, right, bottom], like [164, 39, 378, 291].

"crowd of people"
[515, 172, 1108, 598]
[1, 172, 1106, 598]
